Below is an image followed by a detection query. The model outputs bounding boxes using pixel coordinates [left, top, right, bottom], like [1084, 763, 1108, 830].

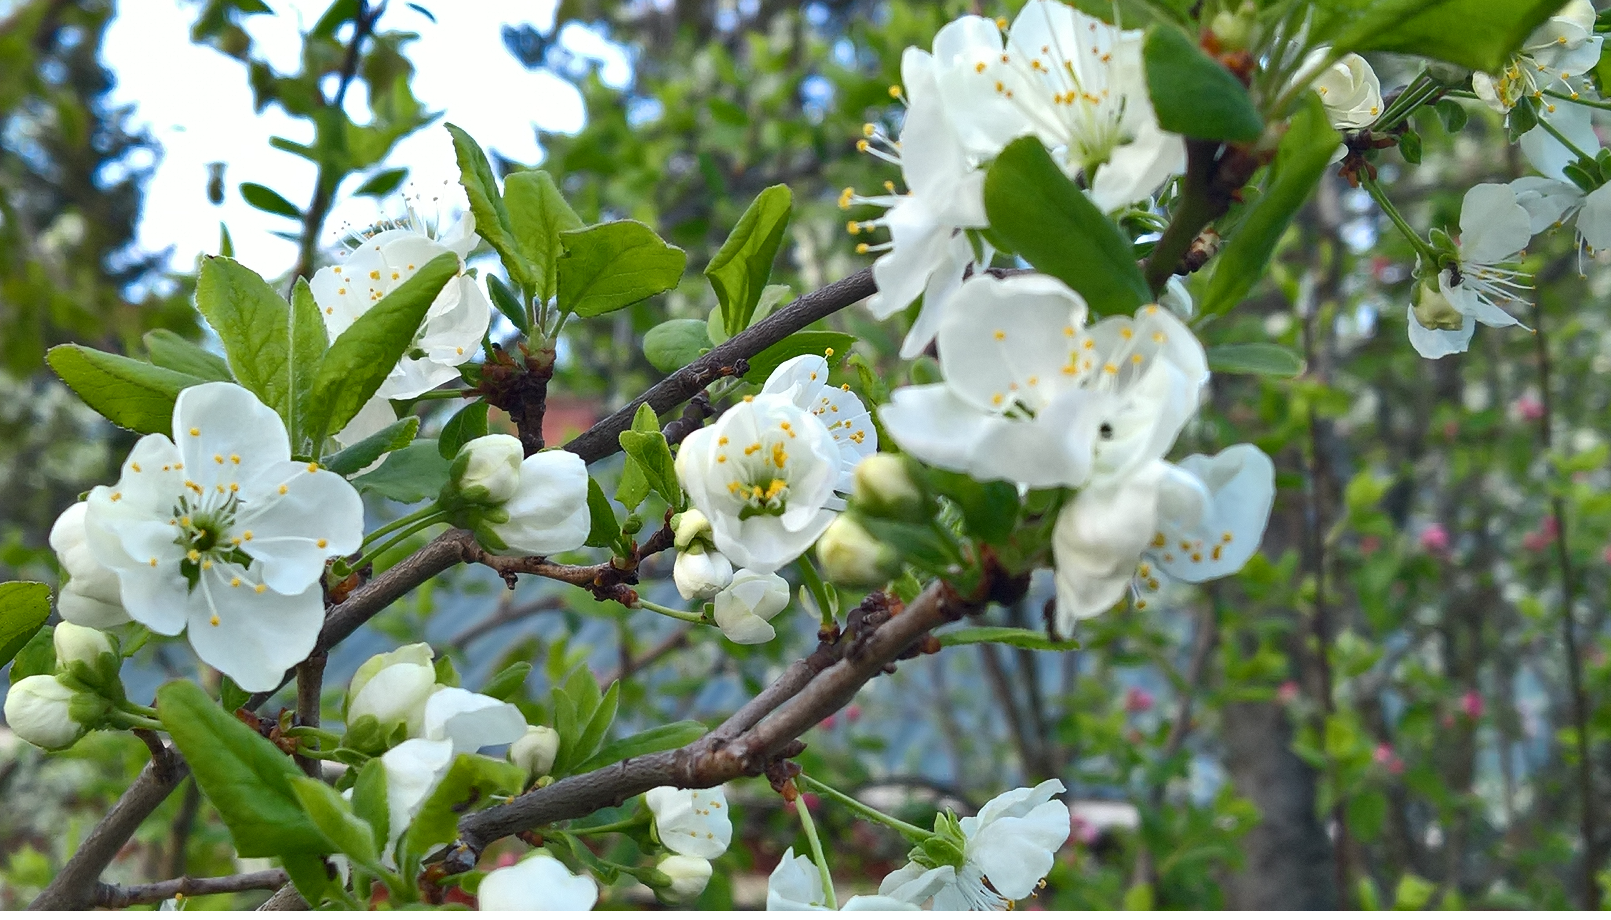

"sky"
[101, 0, 633, 276]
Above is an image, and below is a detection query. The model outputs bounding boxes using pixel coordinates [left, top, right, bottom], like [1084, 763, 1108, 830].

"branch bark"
[94, 870, 289, 908]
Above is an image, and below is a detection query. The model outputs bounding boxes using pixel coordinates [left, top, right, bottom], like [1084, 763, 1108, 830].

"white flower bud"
[53, 622, 115, 669]
[4, 675, 97, 750]
[1310, 52, 1383, 130]
[672, 509, 715, 551]
[851, 454, 925, 521]
[674, 547, 734, 600]
[816, 516, 898, 588]
[655, 855, 713, 903]
[348, 643, 435, 709]
[510, 724, 560, 777]
[712, 570, 790, 645]
[450, 435, 524, 506]
[48, 502, 128, 629]
[346, 658, 437, 746]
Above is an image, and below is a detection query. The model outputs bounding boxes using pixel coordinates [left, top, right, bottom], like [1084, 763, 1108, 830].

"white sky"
[102, 0, 632, 275]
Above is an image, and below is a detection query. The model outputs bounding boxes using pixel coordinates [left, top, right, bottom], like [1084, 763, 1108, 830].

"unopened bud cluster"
[5, 623, 131, 751]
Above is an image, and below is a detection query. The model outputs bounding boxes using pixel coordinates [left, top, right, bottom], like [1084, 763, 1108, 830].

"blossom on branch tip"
[1407, 184, 1533, 359]
[674, 546, 734, 600]
[1306, 51, 1383, 130]
[646, 785, 732, 859]
[510, 724, 560, 778]
[468, 448, 591, 556]
[761, 355, 877, 499]
[80, 382, 363, 692]
[1472, 0, 1601, 114]
[655, 855, 713, 903]
[4, 674, 106, 751]
[477, 854, 598, 911]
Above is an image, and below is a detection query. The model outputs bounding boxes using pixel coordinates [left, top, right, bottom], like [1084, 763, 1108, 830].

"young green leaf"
[572, 720, 708, 774]
[707, 184, 793, 338]
[437, 401, 490, 459]
[9, 627, 55, 685]
[289, 776, 384, 875]
[287, 278, 329, 449]
[505, 169, 584, 304]
[643, 318, 713, 373]
[617, 403, 682, 509]
[983, 137, 1152, 313]
[1206, 343, 1306, 377]
[196, 257, 295, 420]
[353, 441, 453, 504]
[156, 681, 330, 858]
[615, 456, 651, 511]
[486, 273, 530, 333]
[446, 123, 537, 290]
[1143, 25, 1263, 143]
[481, 661, 533, 701]
[741, 331, 856, 384]
[565, 680, 619, 773]
[936, 626, 1081, 651]
[0, 582, 51, 672]
[557, 220, 687, 318]
[354, 167, 409, 198]
[349, 758, 390, 857]
[399, 754, 526, 860]
[302, 252, 457, 447]
[47, 345, 206, 434]
[143, 330, 233, 381]
[323, 416, 421, 476]
[1328, 0, 1567, 73]
[585, 477, 621, 549]
[239, 182, 302, 219]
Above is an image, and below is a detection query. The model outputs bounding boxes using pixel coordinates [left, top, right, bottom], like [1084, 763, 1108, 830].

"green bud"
[441, 434, 523, 511]
[851, 454, 928, 522]
[1209, 1, 1256, 50]
[52, 622, 124, 701]
[1412, 278, 1465, 331]
[815, 515, 899, 588]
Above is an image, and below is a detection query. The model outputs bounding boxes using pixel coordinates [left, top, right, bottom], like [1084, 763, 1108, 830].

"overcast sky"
[102, 1, 632, 276]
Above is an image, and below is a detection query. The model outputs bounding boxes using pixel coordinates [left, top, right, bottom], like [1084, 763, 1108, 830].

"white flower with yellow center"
[1306, 50, 1383, 130]
[931, 0, 1185, 211]
[1407, 184, 1533, 359]
[80, 382, 363, 691]
[760, 355, 877, 499]
[676, 393, 841, 573]
[1473, 0, 1602, 114]
[646, 785, 732, 859]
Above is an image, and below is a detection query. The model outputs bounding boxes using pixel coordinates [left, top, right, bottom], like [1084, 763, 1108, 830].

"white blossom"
[346, 644, 438, 741]
[712, 569, 792, 644]
[767, 847, 919, 911]
[1407, 184, 1533, 359]
[48, 502, 128, 629]
[450, 435, 525, 506]
[478, 854, 598, 911]
[510, 725, 560, 777]
[1472, 0, 1602, 114]
[1510, 173, 1611, 258]
[81, 383, 363, 692]
[674, 547, 734, 600]
[815, 516, 897, 587]
[1518, 102, 1602, 185]
[761, 355, 877, 499]
[656, 855, 713, 903]
[646, 785, 732, 859]
[1307, 51, 1383, 130]
[478, 449, 591, 556]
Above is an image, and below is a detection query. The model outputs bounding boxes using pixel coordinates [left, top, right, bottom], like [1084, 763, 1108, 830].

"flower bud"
[4, 674, 103, 750]
[654, 855, 713, 903]
[674, 547, 734, 600]
[672, 509, 715, 551]
[1412, 278, 1464, 331]
[510, 725, 560, 778]
[53, 622, 123, 700]
[1208, 1, 1255, 50]
[48, 502, 129, 629]
[816, 516, 898, 588]
[1310, 52, 1384, 131]
[712, 570, 790, 645]
[446, 435, 524, 507]
[851, 454, 925, 522]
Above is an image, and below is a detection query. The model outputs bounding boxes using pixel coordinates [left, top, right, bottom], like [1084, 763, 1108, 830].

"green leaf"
[615, 456, 651, 511]
[156, 681, 329, 858]
[706, 184, 793, 338]
[350, 759, 390, 858]
[438, 401, 490, 459]
[1398, 128, 1423, 165]
[0, 582, 51, 672]
[481, 661, 532, 701]
[289, 776, 383, 873]
[741, 331, 857, 384]
[9, 627, 55, 685]
[47, 345, 206, 434]
[1393, 873, 1436, 910]
[617, 403, 682, 508]
[857, 518, 957, 571]
[287, 278, 329, 448]
[643, 318, 713, 374]
[1142, 26, 1263, 143]
[1201, 96, 1340, 317]
[585, 477, 621, 549]
[303, 252, 458, 446]
[918, 468, 1021, 544]
[505, 169, 583, 304]
[400, 754, 525, 862]
[353, 441, 453, 504]
[1327, 0, 1568, 73]
[143, 330, 233, 381]
[486, 273, 530, 333]
[1434, 98, 1469, 134]
[354, 167, 408, 198]
[323, 417, 421, 476]
[239, 182, 302, 219]
[1123, 883, 1156, 912]
[281, 853, 340, 907]
[937, 626, 1080, 652]
[1207, 343, 1306, 377]
[983, 137, 1151, 313]
[196, 257, 296, 422]
[220, 676, 250, 714]
[565, 681, 619, 773]
[557, 220, 687, 318]
[573, 720, 707, 774]
[446, 123, 536, 290]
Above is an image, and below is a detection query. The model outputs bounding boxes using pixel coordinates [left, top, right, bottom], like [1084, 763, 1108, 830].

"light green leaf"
[917, 468, 1020, 544]
[585, 477, 620, 549]
[1326, 0, 1567, 73]
[557, 220, 687, 318]
[353, 441, 453, 504]
[618, 403, 682, 508]
[9, 627, 55, 685]
[707, 184, 792, 338]
[573, 720, 707, 774]
[0, 582, 51, 672]
[936, 626, 1080, 652]
[350, 759, 390, 858]
[323, 417, 421, 476]
[741, 331, 856, 384]
[446, 123, 536, 290]
[1206, 343, 1306, 377]
[399, 754, 525, 862]
[1202, 96, 1340, 317]
[240, 182, 302, 219]
[1143, 26, 1263, 143]
[481, 661, 532, 701]
[615, 456, 651, 512]
[196, 257, 294, 421]
[643, 318, 713, 373]
[983, 137, 1151, 314]
[1393, 873, 1437, 910]
[302, 252, 458, 447]
[143, 330, 233, 382]
[486, 273, 530, 333]
[47, 344, 205, 434]
[505, 169, 583, 304]
[156, 681, 329, 858]
[564, 681, 619, 774]
[437, 401, 490, 460]
[288, 278, 329, 449]
[289, 777, 383, 874]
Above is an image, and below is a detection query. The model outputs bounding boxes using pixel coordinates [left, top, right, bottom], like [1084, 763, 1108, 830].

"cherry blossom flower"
[767, 848, 918, 911]
[646, 785, 732, 859]
[1408, 184, 1532, 359]
[477, 854, 597, 911]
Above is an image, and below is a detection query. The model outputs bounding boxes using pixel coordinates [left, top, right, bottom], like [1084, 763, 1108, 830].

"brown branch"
[293, 654, 327, 776]
[94, 869, 289, 909]
[600, 626, 693, 686]
[448, 595, 565, 650]
[256, 884, 311, 911]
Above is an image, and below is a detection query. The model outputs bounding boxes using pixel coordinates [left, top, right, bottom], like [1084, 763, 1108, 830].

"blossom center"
[171, 491, 254, 590]
[721, 426, 799, 519]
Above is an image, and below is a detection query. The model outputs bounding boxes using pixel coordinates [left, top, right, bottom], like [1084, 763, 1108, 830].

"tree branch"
[94, 870, 289, 909]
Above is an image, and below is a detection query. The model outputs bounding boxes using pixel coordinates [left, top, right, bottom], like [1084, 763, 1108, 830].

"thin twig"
[293, 654, 327, 776]
[448, 595, 565, 649]
[599, 627, 693, 686]
[95, 869, 289, 908]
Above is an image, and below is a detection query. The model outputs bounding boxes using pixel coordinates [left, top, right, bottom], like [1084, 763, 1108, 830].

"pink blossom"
[1602, 545, 1611, 565]
[1277, 681, 1300, 705]
[1374, 743, 1404, 774]
[1460, 690, 1484, 720]
[1515, 395, 1545, 422]
[818, 713, 838, 730]
[1419, 523, 1450, 554]
[1124, 687, 1155, 713]
[1070, 814, 1099, 846]
[1542, 515, 1560, 539]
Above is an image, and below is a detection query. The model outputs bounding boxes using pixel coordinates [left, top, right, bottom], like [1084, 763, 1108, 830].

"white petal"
[877, 862, 955, 905]
[488, 450, 591, 555]
[966, 800, 1072, 898]
[478, 854, 598, 911]
[172, 383, 292, 486]
[1053, 463, 1164, 628]
[1577, 182, 1611, 251]
[185, 568, 323, 692]
[936, 273, 1089, 413]
[1089, 118, 1188, 211]
[1510, 176, 1582, 234]
[348, 663, 437, 737]
[1520, 104, 1598, 182]
[1153, 444, 1276, 583]
[1404, 304, 1476, 359]
[422, 687, 528, 754]
[231, 463, 363, 593]
[1458, 183, 1532, 265]
[766, 848, 829, 910]
[867, 196, 953, 318]
[646, 786, 733, 859]
[381, 738, 455, 860]
[898, 233, 974, 359]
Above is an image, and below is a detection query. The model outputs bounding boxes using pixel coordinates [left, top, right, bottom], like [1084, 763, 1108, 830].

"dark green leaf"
[1207, 343, 1306, 376]
[47, 345, 205, 434]
[557, 220, 687, 318]
[643, 318, 713, 373]
[1398, 128, 1423, 164]
[401, 754, 525, 860]
[324, 417, 421, 476]
[240, 182, 302, 219]
[1143, 26, 1263, 143]
[438, 401, 490, 459]
[486, 273, 530, 333]
[196, 257, 296, 421]
[288, 278, 329, 449]
[281, 853, 340, 907]
[157, 681, 329, 858]
[565, 681, 619, 773]
[290, 776, 383, 873]
[482, 661, 532, 701]
[585, 477, 620, 549]
[707, 184, 792, 337]
[918, 468, 1021, 543]
[505, 170, 583, 304]
[446, 123, 536, 290]
[143, 330, 233, 381]
[353, 441, 453, 504]
[354, 167, 408, 198]
[741, 331, 857, 384]
[9, 627, 54, 685]
[937, 626, 1080, 652]
[1201, 96, 1340, 317]
[1434, 98, 1469, 133]
[573, 721, 707, 774]
[858, 518, 956, 570]
[1328, 0, 1569, 73]
[0, 582, 51, 672]
[983, 137, 1151, 313]
[303, 253, 458, 446]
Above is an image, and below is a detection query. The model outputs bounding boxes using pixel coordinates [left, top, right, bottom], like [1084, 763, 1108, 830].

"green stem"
[1373, 71, 1438, 132]
[411, 388, 476, 401]
[635, 599, 710, 625]
[118, 700, 159, 720]
[1536, 111, 1597, 163]
[284, 725, 344, 747]
[795, 792, 837, 909]
[797, 555, 837, 627]
[1545, 88, 1611, 113]
[570, 814, 648, 836]
[1360, 176, 1440, 267]
[109, 711, 164, 732]
[360, 502, 445, 550]
[337, 510, 453, 577]
[796, 774, 931, 842]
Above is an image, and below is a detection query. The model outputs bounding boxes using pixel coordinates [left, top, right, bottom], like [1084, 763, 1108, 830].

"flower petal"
[487, 450, 591, 555]
[172, 382, 292, 487]
[185, 568, 324, 692]
[422, 687, 527, 754]
[234, 463, 364, 595]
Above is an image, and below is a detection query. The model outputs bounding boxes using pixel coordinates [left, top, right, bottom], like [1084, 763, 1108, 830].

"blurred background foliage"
[2, 0, 1610, 910]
